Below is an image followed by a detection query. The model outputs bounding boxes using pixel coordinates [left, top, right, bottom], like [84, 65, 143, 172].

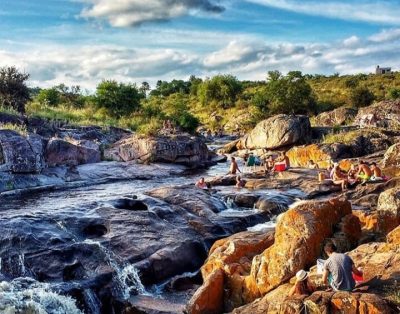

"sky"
[0, 0, 400, 89]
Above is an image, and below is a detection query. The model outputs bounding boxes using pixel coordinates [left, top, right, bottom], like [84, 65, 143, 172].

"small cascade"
[83, 239, 148, 299]
[83, 289, 101, 314]
[0, 277, 83, 314]
[224, 196, 235, 209]
[0, 253, 28, 278]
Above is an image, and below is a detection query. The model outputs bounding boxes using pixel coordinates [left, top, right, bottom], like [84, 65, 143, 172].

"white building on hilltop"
[376, 65, 392, 74]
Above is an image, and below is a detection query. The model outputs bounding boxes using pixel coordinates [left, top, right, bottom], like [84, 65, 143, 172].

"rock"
[313, 107, 358, 126]
[387, 226, 400, 244]
[377, 187, 400, 234]
[239, 115, 312, 150]
[0, 130, 45, 173]
[382, 143, 400, 168]
[243, 198, 353, 301]
[45, 138, 101, 167]
[105, 134, 211, 167]
[354, 99, 400, 129]
[0, 112, 25, 125]
[187, 269, 224, 314]
[217, 139, 240, 154]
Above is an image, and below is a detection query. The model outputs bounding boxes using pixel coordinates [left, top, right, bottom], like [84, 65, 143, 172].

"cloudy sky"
[1, 0, 399, 89]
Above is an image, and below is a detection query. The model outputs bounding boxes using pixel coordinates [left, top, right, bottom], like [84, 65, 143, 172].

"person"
[356, 161, 372, 184]
[308, 160, 319, 169]
[195, 177, 208, 189]
[288, 270, 316, 296]
[245, 153, 256, 172]
[322, 242, 363, 292]
[235, 176, 246, 188]
[228, 157, 241, 175]
[265, 155, 275, 173]
[347, 164, 358, 185]
[276, 151, 290, 171]
[370, 162, 383, 181]
[332, 165, 348, 191]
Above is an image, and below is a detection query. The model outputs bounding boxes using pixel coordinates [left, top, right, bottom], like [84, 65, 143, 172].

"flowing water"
[0, 150, 304, 313]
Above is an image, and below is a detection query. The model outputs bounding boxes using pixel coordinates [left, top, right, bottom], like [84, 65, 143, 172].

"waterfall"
[0, 278, 83, 314]
[83, 289, 101, 314]
[83, 239, 148, 299]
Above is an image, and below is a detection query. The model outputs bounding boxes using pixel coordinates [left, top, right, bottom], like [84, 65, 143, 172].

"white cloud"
[1, 27, 399, 89]
[368, 28, 400, 42]
[247, 0, 400, 25]
[80, 0, 224, 27]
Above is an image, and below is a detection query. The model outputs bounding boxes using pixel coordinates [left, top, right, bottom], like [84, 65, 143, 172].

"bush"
[350, 87, 375, 108]
[36, 88, 60, 106]
[388, 88, 400, 100]
[95, 80, 143, 118]
[0, 66, 30, 113]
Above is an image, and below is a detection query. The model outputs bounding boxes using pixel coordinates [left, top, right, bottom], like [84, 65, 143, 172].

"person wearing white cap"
[288, 269, 315, 296]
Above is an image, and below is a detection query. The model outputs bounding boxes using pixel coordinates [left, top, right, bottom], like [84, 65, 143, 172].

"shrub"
[388, 88, 400, 100]
[350, 87, 375, 108]
[36, 88, 60, 106]
[0, 66, 30, 113]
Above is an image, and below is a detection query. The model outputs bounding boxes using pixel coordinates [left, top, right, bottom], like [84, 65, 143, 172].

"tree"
[36, 88, 60, 106]
[350, 87, 375, 108]
[262, 71, 316, 114]
[0, 66, 30, 113]
[139, 81, 150, 97]
[197, 74, 242, 108]
[95, 80, 143, 117]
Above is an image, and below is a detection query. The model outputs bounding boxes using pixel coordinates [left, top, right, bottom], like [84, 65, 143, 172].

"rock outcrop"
[45, 138, 101, 167]
[314, 107, 358, 126]
[0, 130, 45, 173]
[239, 115, 312, 150]
[105, 134, 211, 167]
[354, 99, 400, 129]
[377, 187, 400, 234]
[382, 143, 400, 168]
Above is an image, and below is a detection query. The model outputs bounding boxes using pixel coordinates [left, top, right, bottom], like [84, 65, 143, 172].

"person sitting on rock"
[288, 270, 315, 296]
[195, 177, 208, 189]
[228, 157, 241, 175]
[235, 176, 246, 188]
[332, 165, 348, 191]
[370, 162, 383, 181]
[356, 161, 372, 184]
[308, 160, 319, 169]
[276, 151, 290, 170]
[264, 155, 275, 174]
[322, 242, 363, 292]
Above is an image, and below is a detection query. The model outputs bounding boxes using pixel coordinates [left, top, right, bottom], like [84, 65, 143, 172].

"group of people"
[321, 160, 385, 191]
[241, 151, 291, 174]
[289, 242, 363, 297]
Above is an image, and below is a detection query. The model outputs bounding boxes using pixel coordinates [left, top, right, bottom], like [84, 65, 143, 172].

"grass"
[383, 283, 400, 305]
[322, 129, 383, 145]
[0, 123, 28, 136]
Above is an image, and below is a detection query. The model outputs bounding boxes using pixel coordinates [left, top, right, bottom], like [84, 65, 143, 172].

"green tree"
[139, 81, 150, 97]
[0, 66, 30, 113]
[197, 74, 242, 108]
[350, 86, 375, 108]
[263, 71, 316, 114]
[36, 88, 60, 106]
[388, 88, 400, 100]
[95, 80, 143, 117]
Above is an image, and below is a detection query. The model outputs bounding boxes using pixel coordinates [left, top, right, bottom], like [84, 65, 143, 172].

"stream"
[0, 152, 304, 313]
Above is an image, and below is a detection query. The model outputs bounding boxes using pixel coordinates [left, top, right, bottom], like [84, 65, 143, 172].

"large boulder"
[243, 198, 354, 301]
[45, 138, 100, 167]
[239, 115, 311, 150]
[382, 143, 400, 168]
[354, 99, 400, 129]
[377, 187, 400, 234]
[387, 226, 400, 244]
[313, 107, 358, 126]
[0, 130, 45, 173]
[105, 134, 211, 167]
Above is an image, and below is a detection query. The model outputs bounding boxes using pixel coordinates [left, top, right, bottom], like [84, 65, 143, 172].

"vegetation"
[0, 66, 30, 113]
[0, 123, 28, 136]
[1, 65, 400, 135]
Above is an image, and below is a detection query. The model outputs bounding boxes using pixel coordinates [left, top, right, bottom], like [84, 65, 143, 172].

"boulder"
[377, 187, 400, 234]
[186, 269, 225, 314]
[243, 198, 353, 301]
[45, 138, 101, 167]
[0, 130, 45, 173]
[105, 134, 211, 167]
[382, 143, 400, 168]
[313, 107, 358, 126]
[239, 115, 311, 150]
[387, 226, 400, 244]
[354, 99, 400, 129]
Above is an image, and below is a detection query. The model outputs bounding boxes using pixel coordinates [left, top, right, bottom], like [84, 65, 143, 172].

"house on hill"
[376, 65, 392, 74]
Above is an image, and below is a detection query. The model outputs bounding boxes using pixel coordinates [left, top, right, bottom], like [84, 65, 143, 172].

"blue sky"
[1, 0, 400, 89]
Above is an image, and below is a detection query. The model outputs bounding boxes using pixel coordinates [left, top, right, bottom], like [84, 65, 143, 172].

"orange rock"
[244, 198, 353, 300]
[352, 210, 379, 232]
[387, 226, 400, 245]
[377, 187, 400, 234]
[186, 268, 224, 314]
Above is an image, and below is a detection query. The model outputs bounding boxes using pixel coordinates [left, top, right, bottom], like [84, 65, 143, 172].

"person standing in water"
[228, 157, 241, 175]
